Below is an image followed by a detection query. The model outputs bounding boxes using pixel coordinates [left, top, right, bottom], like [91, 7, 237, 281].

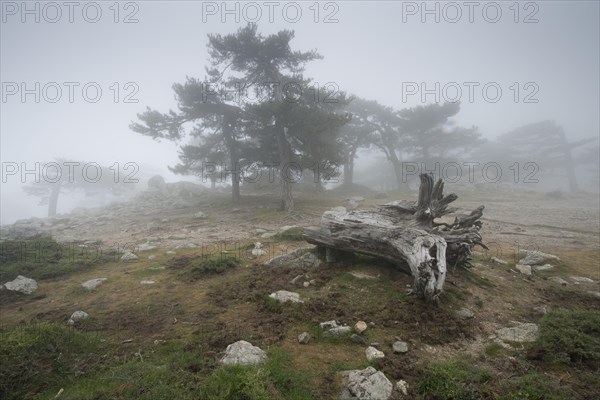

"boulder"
[220, 340, 267, 366]
[520, 250, 560, 266]
[323, 326, 352, 337]
[3, 275, 38, 294]
[496, 322, 538, 343]
[121, 252, 139, 261]
[515, 264, 532, 275]
[340, 367, 393, 400]
[355, 321, 368, 334]
[455, 307, 474, 319]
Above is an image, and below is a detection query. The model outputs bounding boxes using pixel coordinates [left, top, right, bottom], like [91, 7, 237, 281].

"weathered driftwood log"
[304, 174, 486, 302]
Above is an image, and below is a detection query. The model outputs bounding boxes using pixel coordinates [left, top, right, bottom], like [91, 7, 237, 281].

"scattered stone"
[303, 281, 310, 287]
[339, 367, 393, 400]
[2, 275, 38, 294]
[279, 225, 299, 232]
[392, 341, 409, 354]
[320, 320, 339, 329]
[264, 248, 311, 266]
[140, 280, 155, 285]
[323, 326, 352, 337]
[370, 342, 381, 349]
[121, 252, 139, 262]
[366, 346, 385, 361]
[166, 251, 176, 255]
[349, 271, 379, 280]
[174, 242, 198, 249]
[290, 274, 304, 285]
[351, 334, 369, 345]
[520, 250, 560, 266]
[260, 231, 278, 239]
[148, 266, 166, 271]
[396, 380, 409, 397]
[348, 196, 365, 202]
[455, 307, 474, 319]
[309, 279, 316, 285]
[515, 264, 532, 275]
[67, 310, 89, 325]
[137, 243, 157, 251]
[298, 332, 311, 344]
[548, 276, 568, 285]
[148, 255, 156, 260]
[533, 305, 550, 315]
[496, 322, 539, 343]
[251, 242, 267, 256]
[194, 211, 207, 219]
[268, 290, 304, 303]
[570, 276, 594, 283]
[491, 256, 508, 265]
[345, 199, 359, 210]
[587, 291, 600, 298]
[291, 252, 322, 268]
[533, 264, 554, 271]
[255, 228, 267, 234]
[220, 340, 267, 366]
[355, 321, 368, 334]
[81, 278, 107, 290]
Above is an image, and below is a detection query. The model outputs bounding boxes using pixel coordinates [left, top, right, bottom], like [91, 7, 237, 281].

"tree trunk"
[223, 114, 241, 203]
[343, 152, 355, 187]
[48, 185, 61, 217]
[304, 174, 485, 303]
[276, 123, 294, 211]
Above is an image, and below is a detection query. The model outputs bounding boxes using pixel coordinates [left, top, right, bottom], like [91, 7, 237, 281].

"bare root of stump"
[304, 174, 486, 303]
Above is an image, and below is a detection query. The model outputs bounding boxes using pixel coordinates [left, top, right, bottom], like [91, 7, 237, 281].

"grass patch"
[418, 358, 493, 399]
[202, 347, 314, 400]
[272, 227, 305, 242]
[168, 255, 241, 280]
[498, 372, 570, 400]
[0, 236, 113, 282]
[484, 342, 504, 357]
[0, 322, 105, 400]
[530, 308, 600, 368]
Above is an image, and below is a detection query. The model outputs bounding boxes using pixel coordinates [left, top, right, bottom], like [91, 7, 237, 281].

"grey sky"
[1, 1, 599, 223]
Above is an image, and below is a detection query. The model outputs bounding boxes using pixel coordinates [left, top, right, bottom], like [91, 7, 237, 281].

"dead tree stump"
[304, 174, 486, 303]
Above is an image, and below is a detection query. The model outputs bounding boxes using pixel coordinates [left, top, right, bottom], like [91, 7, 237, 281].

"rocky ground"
[1, 181, 599, 399]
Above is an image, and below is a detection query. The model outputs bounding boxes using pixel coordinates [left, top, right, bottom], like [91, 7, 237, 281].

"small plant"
[170, 255, 241, 280]
[498, 372, 570, 400]
[418, 358, 493, 399]
[474, 297, 484, 308]
[484, 342, 504, 357]
[531, 308, 600, 368]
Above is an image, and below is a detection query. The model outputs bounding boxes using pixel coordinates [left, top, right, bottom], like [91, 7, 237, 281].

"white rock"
[355, 321, 368, 334]
[491, 256, 508, 265]
[392, 341, 409, 354]
[67, 310, 89, 325]
[81, 278, 107, 290]
[549, 276, 568, 285]
[323, 326, 352, 337]
[340, 367, 393, 400]
[320, 320, 339, 329]
[269, 290, 303, 303]
[121, 252, 139, 261]
[396, 380, 409, 396]
[138, 243, 157, 251]
[455, 307, 474, 319]
[166, 251, 176, 255]
[342, 368, 392, 399]
[515, 264, 532, 275]
[520, 250, 560, 266]
[3, 275, 38, 294]
[148, 255, 156, 260]
[220, 340, 267, 366]
[533, 264, 554, 271]
[194, 211, 207, 219]
[365, 346, 385, 361]
[570, 276, 594, 283]
[496, 322, 539, 343]
[140, 280, 155, 285]
[279, 225, 298, 232]
[298, 332, 310, 344]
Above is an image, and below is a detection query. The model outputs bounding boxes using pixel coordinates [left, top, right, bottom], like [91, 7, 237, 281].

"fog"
[1, 1, 599, 224]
